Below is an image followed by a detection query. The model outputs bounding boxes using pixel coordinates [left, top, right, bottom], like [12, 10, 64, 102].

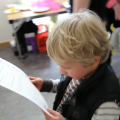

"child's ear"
[93, 55, 101, 67]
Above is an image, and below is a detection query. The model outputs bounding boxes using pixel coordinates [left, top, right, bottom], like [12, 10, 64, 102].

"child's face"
[57, 61, 98, 80]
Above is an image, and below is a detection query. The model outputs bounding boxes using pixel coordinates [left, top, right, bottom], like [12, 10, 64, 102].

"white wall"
[0, 0, 18, 43]
[0, 0, 70, 43]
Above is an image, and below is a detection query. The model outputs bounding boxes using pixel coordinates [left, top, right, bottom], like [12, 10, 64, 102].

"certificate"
[0, 58, 50, 116]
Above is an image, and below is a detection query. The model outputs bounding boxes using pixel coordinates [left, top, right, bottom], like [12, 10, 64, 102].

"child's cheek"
[68, 71, 78, 78]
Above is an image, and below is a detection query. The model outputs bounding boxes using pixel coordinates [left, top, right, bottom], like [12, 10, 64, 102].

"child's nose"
[60, 67, 67, 75]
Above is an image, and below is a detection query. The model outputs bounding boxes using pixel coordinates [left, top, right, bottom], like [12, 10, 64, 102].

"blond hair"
[47, 9, 111, 66]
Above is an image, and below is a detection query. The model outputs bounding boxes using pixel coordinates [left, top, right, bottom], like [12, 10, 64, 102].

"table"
[6, 8, 70, 59]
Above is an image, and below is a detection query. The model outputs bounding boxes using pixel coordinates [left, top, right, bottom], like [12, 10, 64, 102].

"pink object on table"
[48, 1, 61, 10]
[32, 1, 47, 7]
[32, 0, 61, 10]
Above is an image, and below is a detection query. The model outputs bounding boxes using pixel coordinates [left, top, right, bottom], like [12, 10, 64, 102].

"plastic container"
[36, 24, 48, 53]
[32, 0, 61, 10]
[32, 1, 47, 7]
[47, 1, 61, 10]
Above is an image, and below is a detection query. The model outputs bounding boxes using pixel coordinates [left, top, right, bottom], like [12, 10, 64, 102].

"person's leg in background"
[69, 0, 73, 13]
[89, 0, 107, 20]
[71, 0, 91, 13]
[71, 0, 107, 19]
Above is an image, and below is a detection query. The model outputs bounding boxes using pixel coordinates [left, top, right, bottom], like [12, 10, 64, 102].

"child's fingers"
[30, 80, 39, 84]
[29, 76, 42, 81]
[31, 80, 43, 86]
[42, 110, 51, 118]
[29, 77, 40, 81]
[42, 109, 60, 120]
[47, 108, 58, 116]
[42, 110, 46, 115]
[30, 80, 35, 83]
[28, 76, 36, 80]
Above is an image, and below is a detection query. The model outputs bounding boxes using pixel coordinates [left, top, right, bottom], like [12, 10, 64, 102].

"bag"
[36, 24, 48, 53]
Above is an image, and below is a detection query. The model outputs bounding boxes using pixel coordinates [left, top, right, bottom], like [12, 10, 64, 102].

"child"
[29, 9, 120, 120]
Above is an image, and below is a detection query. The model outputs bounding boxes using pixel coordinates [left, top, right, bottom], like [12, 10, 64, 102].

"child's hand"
[42, 108, 65, 120]
[113, 2, 120, 20]
[29, 76, 43, 90]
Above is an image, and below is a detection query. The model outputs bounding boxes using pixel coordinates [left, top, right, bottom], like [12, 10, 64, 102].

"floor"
[0, 46, 60, 120]
[0, 46, 120, 120]
[0, 12, 70, 120]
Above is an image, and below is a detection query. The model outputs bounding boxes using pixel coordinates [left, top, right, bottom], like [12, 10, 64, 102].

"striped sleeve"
[92, 102, 120, 120]
[50, 74, 66, 93]
[50, 79, 60, 93]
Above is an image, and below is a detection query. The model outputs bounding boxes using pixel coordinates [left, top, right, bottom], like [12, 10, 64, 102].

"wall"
[0, 0, 18, 43]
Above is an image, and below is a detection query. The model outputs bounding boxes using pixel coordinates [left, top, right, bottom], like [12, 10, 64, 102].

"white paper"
[0, 58, 51, 116]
